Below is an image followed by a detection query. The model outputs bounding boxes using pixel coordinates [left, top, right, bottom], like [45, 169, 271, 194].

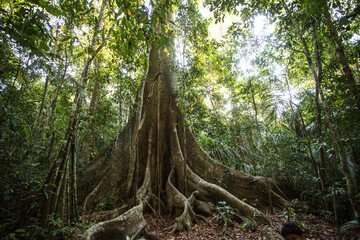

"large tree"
[79, 21, 288, 238]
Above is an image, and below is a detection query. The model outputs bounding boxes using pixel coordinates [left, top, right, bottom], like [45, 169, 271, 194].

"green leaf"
[17, 75, 24, 84]
[341, 220, 360, 234]
[35, 42, 49, 53]
[39, 0, 47, 8]
[47, 6, 63, 16]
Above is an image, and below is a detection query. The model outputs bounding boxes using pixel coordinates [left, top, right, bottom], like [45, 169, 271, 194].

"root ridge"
[166, 168, 205, 233]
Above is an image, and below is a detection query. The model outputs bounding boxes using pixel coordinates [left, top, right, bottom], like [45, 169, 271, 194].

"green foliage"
[214, 201, 234, 230]
[240, 219, 258, 232]
[0, 161, 46, 205]
[282, 206, 305, 230]
[3, 213, 92, 239]
[3, 214, 91, 239]
[282, 206, 297, 223]
[48, 215, 74, 239]
[340, 220, 360, 235]
[0, 1, 53, 55]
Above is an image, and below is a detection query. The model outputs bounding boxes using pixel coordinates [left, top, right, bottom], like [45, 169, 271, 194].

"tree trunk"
[284, 1, 360, 220]
[79, 40, 289, 239]
[41, 0, 113, 225]
[81, 58, 102, 162]
[313, 30, 359, 220]
[297, 106, 321, 183]
[45, 47, 69, 165]
[285, 72, 318, 178]
[248, 79, 273, 212]
[323, 3, 359, 99]
[313, 30, 328, 194]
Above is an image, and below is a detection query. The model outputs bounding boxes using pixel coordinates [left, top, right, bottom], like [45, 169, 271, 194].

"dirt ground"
[143, 208, 347, 240]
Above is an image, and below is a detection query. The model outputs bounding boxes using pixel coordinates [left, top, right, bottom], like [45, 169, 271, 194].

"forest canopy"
[0, 0, 359, 239]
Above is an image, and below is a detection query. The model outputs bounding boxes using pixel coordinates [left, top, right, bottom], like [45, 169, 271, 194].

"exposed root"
[83, 129, 155, 239]
[194, 199, 215, 216]
[170, 123, 269, 225]
[183, 125, 290, 207]
[186, 165, 269, 224]
[81, 204, 129, 222]
[83, 178, 105, 212]
[83, 204, 147, 240]
[166, 168, 206, 233]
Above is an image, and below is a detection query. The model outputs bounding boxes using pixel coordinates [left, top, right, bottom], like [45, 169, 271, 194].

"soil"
[143, 208, 340, 239]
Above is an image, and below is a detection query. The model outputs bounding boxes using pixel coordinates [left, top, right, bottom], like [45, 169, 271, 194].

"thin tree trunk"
[323, 3, 359, 99]
[46, 47, 69, 165]
[332, 181, 341, 239]
[284, 1, 360, 220]
[35, 75, 50, 129]
[249, 80, 260, 137]
[82, 59, 102, 162]
[248, 79, 273, 212]
[313, 30, 328, 194]
[297, 106, 320, 178]
[42, 0, 114, 224]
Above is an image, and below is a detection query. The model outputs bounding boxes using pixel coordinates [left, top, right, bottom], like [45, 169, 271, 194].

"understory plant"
[282, 206, 305, 230]
[214, 201, 235, 232]
[240, 219, 258, 232]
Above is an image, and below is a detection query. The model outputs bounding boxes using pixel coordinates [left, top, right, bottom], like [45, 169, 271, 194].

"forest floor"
[143, 208, 342, 240]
